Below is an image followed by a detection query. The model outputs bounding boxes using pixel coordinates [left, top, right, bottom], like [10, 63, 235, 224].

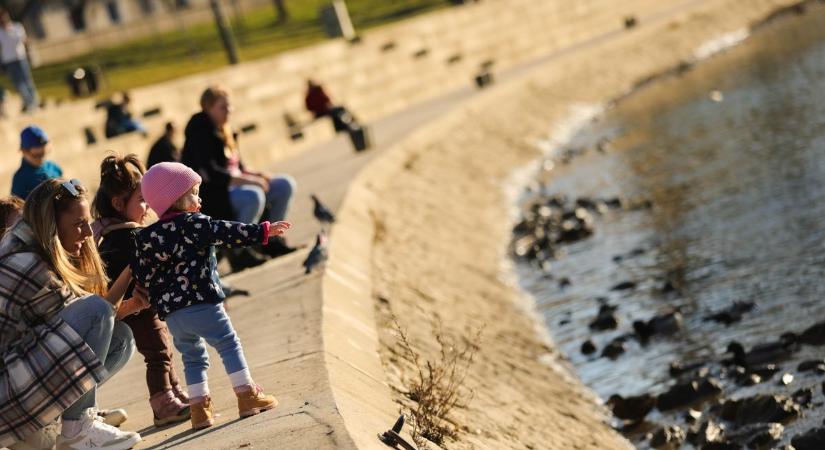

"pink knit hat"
[141, 162, 202, 216]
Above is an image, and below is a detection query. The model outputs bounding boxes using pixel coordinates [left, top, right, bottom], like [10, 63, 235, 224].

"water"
[515, 5, 825, 447]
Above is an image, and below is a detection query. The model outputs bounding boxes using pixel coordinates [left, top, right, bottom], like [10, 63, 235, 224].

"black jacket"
[146, 135, 179, 169]
[180, 112, 243, 220]
[97, 222, 141, 298]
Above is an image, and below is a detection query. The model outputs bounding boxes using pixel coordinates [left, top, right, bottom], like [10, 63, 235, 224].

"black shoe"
[260, 236, 301, 259]
[222, 284, 250, 298]
[227, 247, 269, 272]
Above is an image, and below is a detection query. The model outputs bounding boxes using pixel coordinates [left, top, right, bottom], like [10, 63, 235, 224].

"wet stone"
[797, 359, 825, 373]
[750, 364, 780, 380]
[726, 339, 797, 368]
[660, 280, 677, 293]
[704, 301, 755, 326]
[791, 426, 825, 450]
[670, 360, 707, 377]
[650, 425, 685, 449]
[685, 409, 703, 424]
[581, 340, 597, 355]
[589, 311, 619, 331]
[607, 393, 656, 422]
[740, 373, 762, 386]
[601, 338, 626, 359]
[791, 387, 814, 408]
[575, 197, 597, 210]
[731, 365, 769, 386]
[726, 422, 783, 448]
[657, 378, 722, 411]
[634, 311, 684, 341]
[719, 395, 801, 427]
[799, 321, 825, 346]
[700, 443, 743, 450]
[604, 198, 623, 209]
[611, 281, 637, 291]
[687, 420, 725, 446]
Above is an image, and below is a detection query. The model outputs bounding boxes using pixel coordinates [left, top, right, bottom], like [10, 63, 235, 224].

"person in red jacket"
[304, 79, 357, 132]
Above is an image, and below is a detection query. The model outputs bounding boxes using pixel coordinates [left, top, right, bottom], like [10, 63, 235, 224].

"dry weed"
[393, 318, 481, 448]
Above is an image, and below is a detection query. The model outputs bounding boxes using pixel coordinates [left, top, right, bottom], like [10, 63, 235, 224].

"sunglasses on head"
[56, 179, 82, 200]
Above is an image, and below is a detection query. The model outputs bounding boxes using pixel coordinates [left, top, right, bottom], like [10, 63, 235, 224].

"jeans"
[164, 303, 247, 386]
[59, 296, 135, 420]
[4, 59, 38, 111]
[229, 175, 295, 224]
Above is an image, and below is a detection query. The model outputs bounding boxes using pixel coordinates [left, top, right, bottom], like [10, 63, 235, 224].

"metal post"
[208, 0, 239, 65]
[332, 0, 356, 41]
[272, 0, 288, 23]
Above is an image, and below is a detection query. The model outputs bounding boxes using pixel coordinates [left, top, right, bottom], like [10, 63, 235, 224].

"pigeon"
[303, 232, 328, 274]
[311, 194, 336, 225]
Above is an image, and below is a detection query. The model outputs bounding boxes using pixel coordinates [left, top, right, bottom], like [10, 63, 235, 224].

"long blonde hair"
[200, 85, 237, 156]
[23, 179, 108, 296]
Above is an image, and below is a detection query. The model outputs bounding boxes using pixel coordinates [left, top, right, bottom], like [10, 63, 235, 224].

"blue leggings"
[164, 303, 247, 386]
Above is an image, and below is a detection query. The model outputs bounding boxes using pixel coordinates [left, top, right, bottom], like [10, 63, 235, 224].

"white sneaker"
[56, 409, 141, 450]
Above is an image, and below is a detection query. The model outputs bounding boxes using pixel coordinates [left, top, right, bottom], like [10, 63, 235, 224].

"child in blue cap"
[11, 125, 63, 200]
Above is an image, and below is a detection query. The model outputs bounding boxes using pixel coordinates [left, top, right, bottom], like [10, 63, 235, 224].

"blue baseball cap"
[20, 125, 49, 150]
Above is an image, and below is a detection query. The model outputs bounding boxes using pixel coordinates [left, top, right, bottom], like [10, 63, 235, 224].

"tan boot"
[190, 395, 215, 430]
[236, 384, 278, 418]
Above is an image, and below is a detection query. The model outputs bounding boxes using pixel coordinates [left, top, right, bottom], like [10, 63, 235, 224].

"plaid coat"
[0, 221, 106, 447]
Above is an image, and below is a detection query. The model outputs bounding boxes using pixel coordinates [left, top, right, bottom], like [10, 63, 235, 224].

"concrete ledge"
[320, 153, 400, 449]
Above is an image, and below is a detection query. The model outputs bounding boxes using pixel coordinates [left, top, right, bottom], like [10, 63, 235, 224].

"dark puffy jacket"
[180, 112, 242, 220]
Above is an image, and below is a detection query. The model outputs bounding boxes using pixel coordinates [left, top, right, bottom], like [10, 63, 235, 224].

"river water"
[515, 5, 825, 448]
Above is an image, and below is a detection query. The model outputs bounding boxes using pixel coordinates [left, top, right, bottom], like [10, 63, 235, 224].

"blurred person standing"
[0, 9, 38, 113]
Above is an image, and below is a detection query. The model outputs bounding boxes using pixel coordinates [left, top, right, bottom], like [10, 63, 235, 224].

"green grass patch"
[27, 0, 448, 101]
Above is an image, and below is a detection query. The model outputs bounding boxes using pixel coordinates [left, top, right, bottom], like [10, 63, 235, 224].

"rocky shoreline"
[509, 3, 825, 448]
[513, 147, 825, 449]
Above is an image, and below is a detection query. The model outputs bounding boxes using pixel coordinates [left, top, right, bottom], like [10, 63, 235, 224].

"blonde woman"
[180, 85, 297, 271]
[0, 179, 147, 450]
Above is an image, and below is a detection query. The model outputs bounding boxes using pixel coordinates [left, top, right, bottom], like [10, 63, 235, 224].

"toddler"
[131, 162, 289, 429]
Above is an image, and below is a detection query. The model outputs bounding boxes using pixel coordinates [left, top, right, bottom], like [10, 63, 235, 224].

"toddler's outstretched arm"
[191, 213, 291, 248]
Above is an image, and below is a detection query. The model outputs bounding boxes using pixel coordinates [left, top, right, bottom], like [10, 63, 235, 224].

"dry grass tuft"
[393, 318, 481, 448]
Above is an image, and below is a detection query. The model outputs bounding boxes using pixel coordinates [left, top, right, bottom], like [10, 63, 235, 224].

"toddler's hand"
[268, 221, 292, 237]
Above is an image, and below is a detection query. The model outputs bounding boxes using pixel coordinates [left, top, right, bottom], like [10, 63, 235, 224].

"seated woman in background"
[181, 85, 297, 271]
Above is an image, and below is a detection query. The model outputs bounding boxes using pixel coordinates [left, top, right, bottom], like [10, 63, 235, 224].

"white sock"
[61, 419, 83, 438]
[188, 381, 210, 399]
[227, 368, 253, 388]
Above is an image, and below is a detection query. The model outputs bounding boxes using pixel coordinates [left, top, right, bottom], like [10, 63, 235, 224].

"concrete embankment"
[327, 0, 804, 448]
